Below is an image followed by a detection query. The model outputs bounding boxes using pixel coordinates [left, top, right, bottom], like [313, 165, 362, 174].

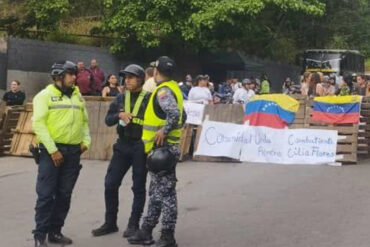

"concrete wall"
[6, 70, 50, 101]
[6, 38, 129, 102]
[0, 37, 7, 90]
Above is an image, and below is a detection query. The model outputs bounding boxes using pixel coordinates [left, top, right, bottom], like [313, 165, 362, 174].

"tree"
[100, 0, 325, 56]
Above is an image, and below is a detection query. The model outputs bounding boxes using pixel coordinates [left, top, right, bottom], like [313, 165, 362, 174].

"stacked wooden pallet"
[305, 100, 358, 164]
[9, 104, 36, 156]
[0, 106, 24, 156]
[7, 97, 117, 160]
[359, 97, 370, 159]
[289, 94, 307, 128]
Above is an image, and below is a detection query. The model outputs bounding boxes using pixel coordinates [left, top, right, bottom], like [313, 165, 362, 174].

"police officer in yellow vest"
[92, 64, 150, 238]
[32, 61, 91, 247]
[129, 56, 186, 247]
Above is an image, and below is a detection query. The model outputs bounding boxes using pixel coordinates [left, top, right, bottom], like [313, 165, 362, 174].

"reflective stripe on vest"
[49, 104, 82, 110]
[123, 90, 146, 125]
[142, 80, 183, 153]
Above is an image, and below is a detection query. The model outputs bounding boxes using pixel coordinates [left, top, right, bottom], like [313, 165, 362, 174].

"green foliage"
[2, 0, 370, 64]
[100, 0, 325, 55]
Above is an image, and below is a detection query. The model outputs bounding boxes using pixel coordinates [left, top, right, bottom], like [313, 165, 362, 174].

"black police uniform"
[34, 143, 82, 239]
[103, 91, 150, 228]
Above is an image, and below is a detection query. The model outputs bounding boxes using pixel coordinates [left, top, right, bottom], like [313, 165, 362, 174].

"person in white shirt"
[233, 79, 255, 104]
[143, 67, 157, 92]
[188, 75, 213, 104]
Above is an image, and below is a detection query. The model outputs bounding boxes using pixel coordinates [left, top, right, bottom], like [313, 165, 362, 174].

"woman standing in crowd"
[102, 74, 122, 97]
[300, 72, 311, 96]
[188, 75, 213, 104]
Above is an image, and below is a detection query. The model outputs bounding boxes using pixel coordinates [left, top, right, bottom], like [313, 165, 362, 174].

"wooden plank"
[179, 124, 194, 162]
[337, 144, 357, 153]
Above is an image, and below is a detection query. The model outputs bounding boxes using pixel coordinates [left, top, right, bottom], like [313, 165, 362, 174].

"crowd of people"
[3, 58, 370, 109]
[285, 72, 370, 97]
[178, 74, 271, 105]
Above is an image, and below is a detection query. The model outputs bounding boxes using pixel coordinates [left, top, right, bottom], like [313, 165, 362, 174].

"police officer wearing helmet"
[129, 56, 186, 247]
[32, 61, 91, 247]
[92, 64, 150, 239]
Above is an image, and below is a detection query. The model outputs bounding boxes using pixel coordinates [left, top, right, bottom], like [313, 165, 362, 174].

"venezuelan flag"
[244, 94, 299, 129]
[312, 95, 362, 124]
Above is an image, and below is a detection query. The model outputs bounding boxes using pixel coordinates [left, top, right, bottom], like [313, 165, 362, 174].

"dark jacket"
[105, 91, 150, 141]
[2, 91, 25, 106]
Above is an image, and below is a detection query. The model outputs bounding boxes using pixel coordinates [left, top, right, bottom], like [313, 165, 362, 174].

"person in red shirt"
[90, 59, 105, 94]
[76, 61, 95, 95]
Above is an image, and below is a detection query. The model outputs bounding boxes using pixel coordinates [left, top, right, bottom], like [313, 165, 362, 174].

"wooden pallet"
[305, 101, 358, 164]
[359, 97, 370, 159]
[0, 106, 24, 156]
[179, 124, 194, 162]
[289, 94, 307, 129]
[8, 104, 36, 157]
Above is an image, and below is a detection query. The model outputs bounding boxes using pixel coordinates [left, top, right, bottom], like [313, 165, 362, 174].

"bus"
[302, 49, 365, 77]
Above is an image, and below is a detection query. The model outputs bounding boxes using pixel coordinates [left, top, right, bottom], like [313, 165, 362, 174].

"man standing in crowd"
[218, 78, 233, 95]
[233, 78, 255, 104]
[2, 80, 25, 106]
[91, 64, 150, 238]
[76, 61, 94, 95]
[143, 66, 157, 92]
[32, 61, 90, 247]
[179, 74, 193, 99]
[129, 56, 186, 247]
[90, 59, 105, 94]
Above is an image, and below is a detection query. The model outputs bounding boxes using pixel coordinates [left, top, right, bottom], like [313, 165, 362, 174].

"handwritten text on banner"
[195, 121, 338, 165]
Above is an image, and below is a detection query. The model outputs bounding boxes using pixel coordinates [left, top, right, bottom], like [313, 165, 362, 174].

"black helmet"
[147, 147, 177, 174]
[119, 64, 145, 81]
[51, 61, 77, 79]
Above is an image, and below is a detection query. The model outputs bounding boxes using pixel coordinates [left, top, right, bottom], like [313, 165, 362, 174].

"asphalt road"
[2, 157, 370, 247]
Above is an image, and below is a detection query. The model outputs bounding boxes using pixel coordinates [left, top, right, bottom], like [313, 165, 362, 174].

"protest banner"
[184, 101, 205, 125]
[240, 127, 338, 165]
[195, 121, 338, 165]
[194, 121, 245, 160]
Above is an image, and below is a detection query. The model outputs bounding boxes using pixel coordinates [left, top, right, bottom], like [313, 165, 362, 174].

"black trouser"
[33, 144, 82, 240]
[104, 139, 148, 227]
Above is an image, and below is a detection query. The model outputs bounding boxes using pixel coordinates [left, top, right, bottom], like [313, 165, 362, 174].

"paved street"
[2, 157, 370, 247]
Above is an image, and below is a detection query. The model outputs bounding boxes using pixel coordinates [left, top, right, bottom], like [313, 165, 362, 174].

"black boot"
[123, 223, 139, 238]
[34, 237, 48, 247]
[48, 232, 73, 245]
[155, 229, 177, 247]
[92, 223, 119, 237]
[127, 225, 154, 245]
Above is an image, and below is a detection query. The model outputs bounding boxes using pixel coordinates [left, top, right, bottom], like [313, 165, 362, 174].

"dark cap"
[153, 56, 176, 75]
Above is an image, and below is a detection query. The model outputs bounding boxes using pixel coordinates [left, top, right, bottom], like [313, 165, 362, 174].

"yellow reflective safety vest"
[142, 80, 183, 153]
[32, 84, 91, 154]
[123, 90, 147, 126]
